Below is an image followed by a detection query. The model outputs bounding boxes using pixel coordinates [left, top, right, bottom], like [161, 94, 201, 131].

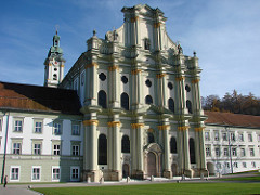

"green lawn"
[32, 183, 260, 195]
[219, 177, 260, 181]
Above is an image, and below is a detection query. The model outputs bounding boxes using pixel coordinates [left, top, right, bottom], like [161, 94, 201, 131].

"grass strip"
[32, 182, 260, 195]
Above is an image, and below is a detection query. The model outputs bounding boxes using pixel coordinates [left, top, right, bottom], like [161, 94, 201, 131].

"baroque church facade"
[0, 4, 259, 183]
[57, 4, 207, 181]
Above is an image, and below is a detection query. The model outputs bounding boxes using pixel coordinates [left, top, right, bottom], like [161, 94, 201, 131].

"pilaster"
[107, 120, 122, 181]
[131, 122, 145, 179]
[85, 62, 98, 105]
[82, 119, 101, 182]
[108, 65, 120, 108]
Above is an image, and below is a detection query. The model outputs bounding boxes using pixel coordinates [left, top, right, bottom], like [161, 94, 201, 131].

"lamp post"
[1, 111, 10, 184]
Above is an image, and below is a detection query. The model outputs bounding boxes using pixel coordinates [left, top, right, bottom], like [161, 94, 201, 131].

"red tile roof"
[205, 111, 260, 128]
[0, 81, 82, 115]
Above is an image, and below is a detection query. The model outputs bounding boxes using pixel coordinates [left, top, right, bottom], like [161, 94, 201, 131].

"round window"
[168, 82, 173, 90]
[121, 76, 128, 84]
[145, 79, 152, 88]
[99, 73, 106, 81]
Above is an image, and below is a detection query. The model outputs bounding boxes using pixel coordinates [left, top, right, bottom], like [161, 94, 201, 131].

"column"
[131, 69, 143, 107]
[158, 125, 172, 178]
[178, 126, 192, 177]
[131, 122, 144, 179]
[195, 127, 207, 174]
[134, 16, 141, 46]
[107, 121, 122, 181]
[156, 74, 167, 107]
[82, 119, 100, 182]
[85, 63, 98, 105]
[108, 65, 120, 108]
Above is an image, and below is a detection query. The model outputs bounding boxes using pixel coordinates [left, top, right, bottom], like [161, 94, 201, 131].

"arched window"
[121, 135, 130, 153]
[170, 137, 177, 154]
[190, 138, 196, 164]
[99, 90, 107, 108]
[145, 95, 153, 105]
[168, 98, 174, 113]
[121, 92, 129, 110]
[148, 132, 155, 144]
[186, 100, 192, 114]
[99, 134, 107, 165]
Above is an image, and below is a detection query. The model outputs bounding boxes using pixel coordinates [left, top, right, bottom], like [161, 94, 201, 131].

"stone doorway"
[147, 152, 156, 177]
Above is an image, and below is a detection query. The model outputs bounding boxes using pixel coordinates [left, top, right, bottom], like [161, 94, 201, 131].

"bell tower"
[43, 30, 65, 88]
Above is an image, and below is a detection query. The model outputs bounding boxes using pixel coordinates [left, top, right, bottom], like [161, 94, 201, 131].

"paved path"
[0, 185, 39, 195]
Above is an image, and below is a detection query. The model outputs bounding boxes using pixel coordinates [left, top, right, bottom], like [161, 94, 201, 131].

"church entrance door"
[147, 152, 156, 177]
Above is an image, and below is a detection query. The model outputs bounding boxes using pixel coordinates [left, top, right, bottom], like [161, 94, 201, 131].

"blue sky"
[1, 0, 260, 98]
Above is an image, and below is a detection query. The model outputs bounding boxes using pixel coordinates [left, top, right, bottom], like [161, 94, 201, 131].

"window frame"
[71, 121, 80, 135]
[34, 119, 43, 133]
[214, 131, 219, 141]
[10, 166, 20, 181]
[205, 131, 210, 141]
[206, 145, 211, 157]
[70, 167, 80, 181]
[53, 120, 62, 135]
[248, 133, 252, 142]
[52, 141, 62, 156]
[70, 141, 81, 156]
[31, 166, 41, 181]
[13, 118, 23, 132]
[52, 166, 61, 181]
[239, 133, 244, 142]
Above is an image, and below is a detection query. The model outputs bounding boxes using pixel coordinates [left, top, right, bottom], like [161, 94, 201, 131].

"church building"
[0, 4, 259, 183]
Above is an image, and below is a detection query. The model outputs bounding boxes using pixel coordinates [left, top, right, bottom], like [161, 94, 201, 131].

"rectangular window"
[14, 120, 23, 132]
[31, 167, 40, 181]
[54, 122, 62, 135]
[215, 147, 220, 157]
[205, 132, 210, 141]
[232, 148, 237, 156]
[258, 134, 260, 142]
[34, 144, 41, 155]
[70, 167, 80, 181]
[222, 133, 227, 141]
[73, 145, 80, 156]
[11, 167, 19, 180]
[35, 121, 42, 133]
[243, 162, 247, 168]
[224, 147, 229, 156]
[214, 131, 219, 141]
[240, 148, 246, 157]
[72, 125, 80, 135]
[248, 134, 252, 142]
[206, 146, 211, 157]
[13, 143, 21, 155]
[239, 133, 244, 142]
[231, 132, 235, 141]
[251, 161, 256, 168]
[234, 162, 238, 168]
[225, 162, 230, 168]
[53, 144, 61, 155]
[52, 168, 61, 181]
[249, 148, 255, 156]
